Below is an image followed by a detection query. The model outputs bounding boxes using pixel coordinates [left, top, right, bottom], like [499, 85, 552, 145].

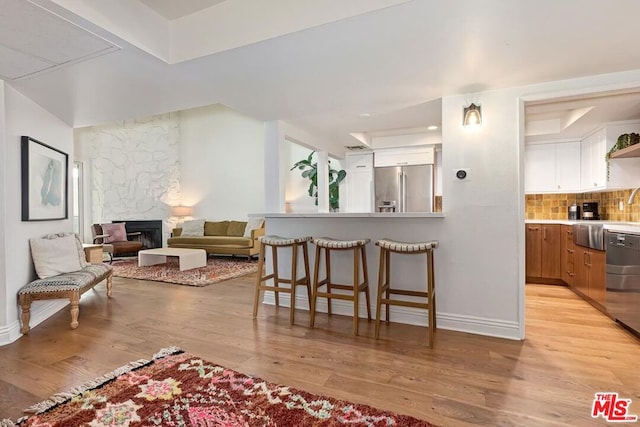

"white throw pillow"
[181, 219, 205, 237]
[243, 217, 264, 238]
[44, 232, 89, 268]
[30, 234, 83, 279]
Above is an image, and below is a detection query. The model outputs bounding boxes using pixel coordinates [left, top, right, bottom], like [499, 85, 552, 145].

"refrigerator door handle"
[398, 171, 403, 212]
[402, 171, 407, 212]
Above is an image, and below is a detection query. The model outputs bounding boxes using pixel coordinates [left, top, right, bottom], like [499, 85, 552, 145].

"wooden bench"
[18, 264, 113, 334]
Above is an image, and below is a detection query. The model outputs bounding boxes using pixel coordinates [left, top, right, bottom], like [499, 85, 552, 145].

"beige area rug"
[111, 257, 258, 287]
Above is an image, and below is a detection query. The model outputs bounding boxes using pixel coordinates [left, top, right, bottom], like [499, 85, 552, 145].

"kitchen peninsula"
[254, 212, 445, 328]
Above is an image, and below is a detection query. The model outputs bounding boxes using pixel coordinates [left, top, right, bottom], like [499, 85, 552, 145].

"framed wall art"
[21, 136, 69, 221]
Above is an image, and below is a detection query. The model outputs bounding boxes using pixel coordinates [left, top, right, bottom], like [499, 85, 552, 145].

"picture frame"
[21, 136, 69, 221]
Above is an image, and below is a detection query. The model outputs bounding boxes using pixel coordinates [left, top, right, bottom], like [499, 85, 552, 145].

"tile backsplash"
[525, 189, 640, 221]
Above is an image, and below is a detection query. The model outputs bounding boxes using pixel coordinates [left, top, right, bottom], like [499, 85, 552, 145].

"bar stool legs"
[253, 236, 312, 325]
[310, 238, 371, 336]
[375, 239, 439, 347]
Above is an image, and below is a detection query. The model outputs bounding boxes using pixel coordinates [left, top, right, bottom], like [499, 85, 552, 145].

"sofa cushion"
[181, 219, 205, 236]
[30, 234, 83, 279]
[204, 221, 229, 236]
[167, 236, 253, 248]
[227, 221, 247, 237]
[243, 217, 264, 238]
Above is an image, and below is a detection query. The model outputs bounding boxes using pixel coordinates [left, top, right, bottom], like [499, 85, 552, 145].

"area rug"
[4, 347, 434, 426]
[111, 257, 258, 287]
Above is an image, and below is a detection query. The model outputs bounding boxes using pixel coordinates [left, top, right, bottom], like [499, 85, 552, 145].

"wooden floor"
[1, 276, 639, 426]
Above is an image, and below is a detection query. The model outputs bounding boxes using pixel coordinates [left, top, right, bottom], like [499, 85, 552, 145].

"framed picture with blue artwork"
[21, 136, 68, 221]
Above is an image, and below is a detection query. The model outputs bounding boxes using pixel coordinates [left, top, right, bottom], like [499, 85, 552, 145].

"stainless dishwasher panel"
[605, 231, 640, 335]
[573, 223, 604, 250]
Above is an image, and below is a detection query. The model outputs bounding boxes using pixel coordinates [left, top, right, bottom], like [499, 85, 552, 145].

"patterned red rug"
[111, 257, 258, 286]
[6, 348, 434, 426]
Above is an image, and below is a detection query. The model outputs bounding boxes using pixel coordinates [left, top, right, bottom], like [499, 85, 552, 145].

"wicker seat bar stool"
[252, 235, 312, 325]
[375, 239, 439, 347]
[309, 237, 372, 336]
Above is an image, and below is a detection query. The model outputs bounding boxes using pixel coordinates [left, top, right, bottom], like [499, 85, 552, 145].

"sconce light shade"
[171, 205, 192, 217]
[463, 103, 482, 127]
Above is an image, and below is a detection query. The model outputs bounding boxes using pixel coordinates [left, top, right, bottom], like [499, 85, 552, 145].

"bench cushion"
[19, 264, 112, 295]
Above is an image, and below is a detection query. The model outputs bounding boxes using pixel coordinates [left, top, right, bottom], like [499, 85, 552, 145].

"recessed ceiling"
[139, 0, 229, 20]
[0, 0, 118, 80]
[6, 0, 640, 156]
[525, 90, 640, 144]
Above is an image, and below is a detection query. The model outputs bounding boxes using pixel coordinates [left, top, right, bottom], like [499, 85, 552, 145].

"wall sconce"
[463, 103, 482, 127]
[171, 205, 192, 221]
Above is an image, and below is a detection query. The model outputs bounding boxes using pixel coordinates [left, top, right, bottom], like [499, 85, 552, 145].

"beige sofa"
[167, 220, 264, 258]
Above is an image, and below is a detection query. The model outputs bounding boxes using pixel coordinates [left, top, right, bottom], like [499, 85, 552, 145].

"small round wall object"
[456, 169, 467, 180]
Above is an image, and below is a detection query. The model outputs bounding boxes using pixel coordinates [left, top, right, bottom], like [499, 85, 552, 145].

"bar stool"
[374, 239, 439, 347]
[309, 237, 372, 335]
[252, 235, 312, 325]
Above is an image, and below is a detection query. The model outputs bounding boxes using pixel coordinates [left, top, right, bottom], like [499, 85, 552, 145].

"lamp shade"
[463, 103, 482, 127]
[171, 205, 192, 217]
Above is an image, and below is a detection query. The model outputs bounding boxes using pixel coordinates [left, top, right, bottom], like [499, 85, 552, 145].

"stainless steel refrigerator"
[374, 165, 434, 213]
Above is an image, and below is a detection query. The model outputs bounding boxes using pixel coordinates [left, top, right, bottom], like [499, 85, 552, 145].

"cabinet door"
[581, 130, 606, 190]
[346, 170, 373, 212]
[574, 248, 590, 296]
[374, 147, 435, 167]
[561, 225, 575, 286]
[588, 249, 606, 305]
[525, 144, 556, 193]
[525, 224, 542, 277]
[555, 142, 581, 192]
[540, 224, 561, 279]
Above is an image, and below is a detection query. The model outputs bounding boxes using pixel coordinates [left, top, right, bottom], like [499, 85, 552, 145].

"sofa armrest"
[251, 227, 265, 240]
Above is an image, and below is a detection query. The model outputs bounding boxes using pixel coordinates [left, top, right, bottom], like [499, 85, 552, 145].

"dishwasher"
[605, 231, 640, 335]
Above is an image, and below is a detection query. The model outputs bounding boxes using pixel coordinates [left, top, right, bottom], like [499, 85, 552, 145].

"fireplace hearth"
[113, 220, 162, 249]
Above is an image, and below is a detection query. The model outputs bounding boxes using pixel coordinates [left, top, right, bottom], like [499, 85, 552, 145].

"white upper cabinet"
[581, 122, 640, 190]
[525, 142, 580, 194]
[580, 128, 606, 190]
[344, 152, 374, 212]
[373, 146, 435, 167]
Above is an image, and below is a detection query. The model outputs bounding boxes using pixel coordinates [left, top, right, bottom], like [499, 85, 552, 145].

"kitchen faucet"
[628, 186, 640, 204]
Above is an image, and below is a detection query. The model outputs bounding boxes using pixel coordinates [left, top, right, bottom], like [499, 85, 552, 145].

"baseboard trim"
[0, 300, 69, 346]
[262, 293, 521, 340]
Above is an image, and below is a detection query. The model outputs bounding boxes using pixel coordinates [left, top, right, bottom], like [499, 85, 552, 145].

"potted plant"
[290, 151, 347, 211]
[605, 133, 640, 179]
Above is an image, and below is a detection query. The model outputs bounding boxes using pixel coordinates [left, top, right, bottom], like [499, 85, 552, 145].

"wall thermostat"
[456, 169, 467, 180]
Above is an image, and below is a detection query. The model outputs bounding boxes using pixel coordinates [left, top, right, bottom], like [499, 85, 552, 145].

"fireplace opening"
[113, 220, 162, 249]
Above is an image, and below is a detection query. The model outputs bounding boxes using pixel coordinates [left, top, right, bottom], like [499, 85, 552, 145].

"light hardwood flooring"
[1, 276, 639, 425]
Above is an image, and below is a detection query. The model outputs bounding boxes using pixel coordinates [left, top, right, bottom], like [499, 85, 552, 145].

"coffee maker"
[582, 202, 599, 220]
[568, 203, 581, 220]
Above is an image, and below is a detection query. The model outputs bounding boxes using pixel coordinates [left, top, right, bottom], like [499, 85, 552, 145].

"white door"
[555, 142, 581, 192]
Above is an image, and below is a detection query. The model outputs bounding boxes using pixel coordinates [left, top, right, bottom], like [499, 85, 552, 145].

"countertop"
[525, 219, 640, 234]
[256, 212, 446, 218]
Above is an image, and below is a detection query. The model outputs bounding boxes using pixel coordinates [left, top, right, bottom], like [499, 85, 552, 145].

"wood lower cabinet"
[527, 222, 606, 312]
[574, 247, 606, 307]
[560, 225, 575, 286]
[526, 223, 561, 281]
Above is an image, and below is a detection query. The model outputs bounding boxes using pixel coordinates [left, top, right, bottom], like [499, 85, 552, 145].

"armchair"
[92, 223, 143, 263]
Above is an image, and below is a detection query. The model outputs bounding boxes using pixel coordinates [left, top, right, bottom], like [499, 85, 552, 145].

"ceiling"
[4, 0, 640, 156]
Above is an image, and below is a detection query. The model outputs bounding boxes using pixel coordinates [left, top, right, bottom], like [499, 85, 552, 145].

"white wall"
[0, 84, 74, 345]
[0, 82, 6, 330]
[179, 104, 265, 221]
[74, 114, 181, 244]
